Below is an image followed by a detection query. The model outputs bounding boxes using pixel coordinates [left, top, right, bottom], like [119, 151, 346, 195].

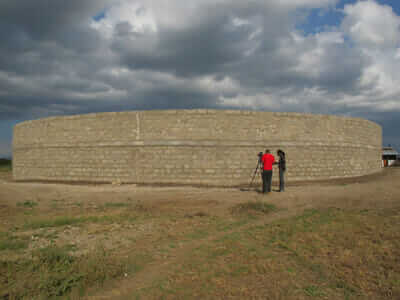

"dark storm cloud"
[0, 0, 111, 77]
[108, 1, 368, 99]
[109, 1, 296, 79]
[0, 1, 118, 125]
[121, 89, 220, 111]
[0, 0, 356, 106]
[0, 0, 110, 39]
[111, 14, 254, 77]
[0, 0, 399, 157]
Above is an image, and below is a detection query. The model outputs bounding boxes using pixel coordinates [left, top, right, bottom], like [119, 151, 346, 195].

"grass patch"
[23, 216, 88, 229]
[23, 212, 141, 229]
[17, 200, 38, 208]
[231, 201, 277, 215]
[185, 229, 209, 240]
[215, 218, 249, 232]
[3, 178, 400, 299]
[0, 233, 29, 251]
[104, 202, 131, 208]
[0, 245, 148, 299]
[135, 207, 400, 299]
[303, 285, 326, 297]
[0, 159, 11, 172]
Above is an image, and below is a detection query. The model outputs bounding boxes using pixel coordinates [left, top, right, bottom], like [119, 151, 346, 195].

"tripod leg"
[250, 161, 260, 187]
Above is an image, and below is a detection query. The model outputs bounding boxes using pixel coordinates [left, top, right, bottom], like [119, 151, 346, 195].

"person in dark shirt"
[276, 149, 286, 192]
[261, 149, 275, 194]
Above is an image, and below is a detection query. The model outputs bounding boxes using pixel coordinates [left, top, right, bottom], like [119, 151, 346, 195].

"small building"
[382, 146, 399, 167]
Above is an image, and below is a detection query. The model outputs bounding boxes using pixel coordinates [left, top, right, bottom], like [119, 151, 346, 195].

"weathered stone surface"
[12, 110, 382, 186]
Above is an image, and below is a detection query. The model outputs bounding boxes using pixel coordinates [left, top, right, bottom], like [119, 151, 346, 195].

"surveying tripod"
[249, 152, 263, 187]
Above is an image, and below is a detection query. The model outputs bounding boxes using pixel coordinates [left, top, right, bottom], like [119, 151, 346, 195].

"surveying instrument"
[249, 152, 264, 187]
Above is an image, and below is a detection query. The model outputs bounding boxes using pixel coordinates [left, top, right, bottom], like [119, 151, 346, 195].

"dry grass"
[135, 208, 400, 299]
[1, 167, 400, 299]
[231, 200, 277, 215]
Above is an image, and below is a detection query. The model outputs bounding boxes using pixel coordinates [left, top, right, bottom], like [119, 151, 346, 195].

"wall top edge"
[14, 109, 381, 129]
[12, 139, 381, 149]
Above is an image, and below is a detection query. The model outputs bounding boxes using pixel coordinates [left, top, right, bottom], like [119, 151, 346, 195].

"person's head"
[265, 149, 270, 154]
[277, 149, 285, 158]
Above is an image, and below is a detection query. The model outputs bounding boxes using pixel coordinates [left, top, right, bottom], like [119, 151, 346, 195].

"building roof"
[382, 147, 399, 156]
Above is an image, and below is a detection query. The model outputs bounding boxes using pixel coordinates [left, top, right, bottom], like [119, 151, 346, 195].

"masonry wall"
[12, 110, 382, 186]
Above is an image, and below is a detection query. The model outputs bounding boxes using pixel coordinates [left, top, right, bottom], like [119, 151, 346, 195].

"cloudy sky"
[1, 0, 400, 157]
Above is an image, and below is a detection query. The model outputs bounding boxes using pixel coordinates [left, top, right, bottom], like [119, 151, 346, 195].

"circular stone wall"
[12, 110, 382, 186]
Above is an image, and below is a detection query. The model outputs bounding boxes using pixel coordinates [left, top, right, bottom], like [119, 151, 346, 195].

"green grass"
[0, 159, 11, 172]
[0, 245, 149, 299]
[23, 216, 88, 229]
[0, 233, 29, 251]
[17, 200, 38, 208]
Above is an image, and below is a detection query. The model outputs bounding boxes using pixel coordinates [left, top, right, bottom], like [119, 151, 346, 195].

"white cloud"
[342, 0, 400, 48]
[2, 0, 400, 151]
[1, 0, 400, 120]
[90, 1, 158, 38]
[293, 31, 345, 78]
[91, 0, 339, 37]
[337, 0, 400, 111]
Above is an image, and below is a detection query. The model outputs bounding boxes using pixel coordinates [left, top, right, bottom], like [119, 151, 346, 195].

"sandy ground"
[1, 168, 399, 259]
[1, 167, 399, 215]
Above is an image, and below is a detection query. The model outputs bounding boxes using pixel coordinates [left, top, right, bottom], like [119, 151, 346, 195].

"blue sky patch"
[298, 0, 400, 35]
[93, 11, 106, 22]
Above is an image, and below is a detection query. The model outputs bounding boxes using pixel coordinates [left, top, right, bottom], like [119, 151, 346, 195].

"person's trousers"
[262, 170, 273, 193]
[279, 170, 285, 192]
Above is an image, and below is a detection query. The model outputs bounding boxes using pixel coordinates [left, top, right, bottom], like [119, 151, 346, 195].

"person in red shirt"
[261, 149, 275, 194]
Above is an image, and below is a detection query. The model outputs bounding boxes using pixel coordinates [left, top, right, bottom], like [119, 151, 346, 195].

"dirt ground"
[1, 168, 398, 222]
[1, 167, 400, 299]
